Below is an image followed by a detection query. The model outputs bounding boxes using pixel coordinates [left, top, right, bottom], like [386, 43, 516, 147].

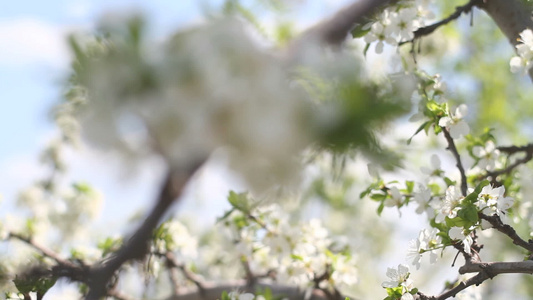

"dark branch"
[9, 233, 78, 269]
[479, 213, 533, 252]
[459, 260, 533, 274]
[162, 251, 206, 291]
[400, 0, 483, 46]
[288, 0, 399, 58]
[441, 127, 468, 196]
[418, 272, 488, 300]
[85, 162, 203, 299]
[486, 143, 533, 178]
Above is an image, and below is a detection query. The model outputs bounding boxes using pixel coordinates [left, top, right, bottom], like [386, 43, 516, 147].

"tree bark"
[478, 0, 533, 79]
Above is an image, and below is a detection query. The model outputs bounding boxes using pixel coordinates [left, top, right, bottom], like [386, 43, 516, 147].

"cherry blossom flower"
[407, 228, 441, 269]
[385, 186, 403, 207]
[439, 104, 470, 139]
[510, 29, 533, 74]
[390, 7, 420, 41]
[449, 227, 473, 254]
[382, 264, 414, 299]
[435, 186, 464, 223]
[473, 141, 501, 171]
[364, 21, 396, 54]
[477, 185, 514, 217]
[413, 185, 435, 218]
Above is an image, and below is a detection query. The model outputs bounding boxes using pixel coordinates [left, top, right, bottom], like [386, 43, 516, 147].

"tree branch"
[481, 143, 533, 180]
[9, 233, 79, 269]
[400, 0, 483, 46]
[288, 0, 399, 58]
[416, 272, 488, 300]
[162, 251, 206, 292]
[441, 127, 468, 196]
[459, 260, 533, 274]
[85, 162, 203, 299]
[478, 0, 533, 80]
[479, 213, 533, 252]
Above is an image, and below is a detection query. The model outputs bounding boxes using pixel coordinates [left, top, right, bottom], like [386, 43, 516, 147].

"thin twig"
[479, 213, 533, 252]
[400, 0, 483, 46]
[9, 233, 78, 269]
[441, 127, 468, 196]
[163, 251, 206, 291]
[484, 143, 533, 179]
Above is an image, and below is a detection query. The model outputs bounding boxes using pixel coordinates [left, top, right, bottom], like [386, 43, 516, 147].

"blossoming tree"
[3, 0, 533, 299]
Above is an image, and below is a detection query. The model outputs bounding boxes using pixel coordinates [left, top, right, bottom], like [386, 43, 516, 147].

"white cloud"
[0, 18, 71, 69]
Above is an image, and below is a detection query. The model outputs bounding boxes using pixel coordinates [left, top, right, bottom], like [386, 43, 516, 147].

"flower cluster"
[220, 192, 358, 293]
[476, 185, 514, 220]
[363, 1, 434, 53]
[510, 29, 533, 75]
[70, 18, 313, 192]
[366, 165, 515, 271]
[408, 72, 470, 142]
[153, 220, 198, 259]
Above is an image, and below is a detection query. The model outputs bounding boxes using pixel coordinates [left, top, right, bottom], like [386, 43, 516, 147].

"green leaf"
[73, 182, 92, 193]
[359, 187, 372, 198]
[370, 193, 387, 201]
[407, 121, 431, 144]
[351, 24, 370, 38]
[227, 191, 251, 213]
[405, 181, 415, 193]
[97, 236, 122, 257]
[445, 216, 466, 228]
[443, 177, 456, 187]
[216, 208, 236, 223]
[291, 254, 304, 261]
[458, 204, 479, 225]
[14, 275, 57, 296]
[377, 202, 385, 216]
[363, 43, 371, 57]
[463, 180, 489, 204]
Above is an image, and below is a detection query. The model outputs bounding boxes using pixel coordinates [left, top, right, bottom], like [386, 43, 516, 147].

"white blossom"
[330, 255, 358, 288]
[382, 264, 414, 298]
[510, 29, 533, 74]
[364, 21, 397, 54]
[449, 227, 473, 254]
[477, 185, 514, 217]
[390, 7, 420, 41]
[473, 141, 501, 171]
[74, 19, 312, 192]
[413, 185, 435, 218]
[407, 228, 441, 269]
[435, 186, 464, 223]
[439, 104, 470, 139]
[385, 186, 403, 207]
